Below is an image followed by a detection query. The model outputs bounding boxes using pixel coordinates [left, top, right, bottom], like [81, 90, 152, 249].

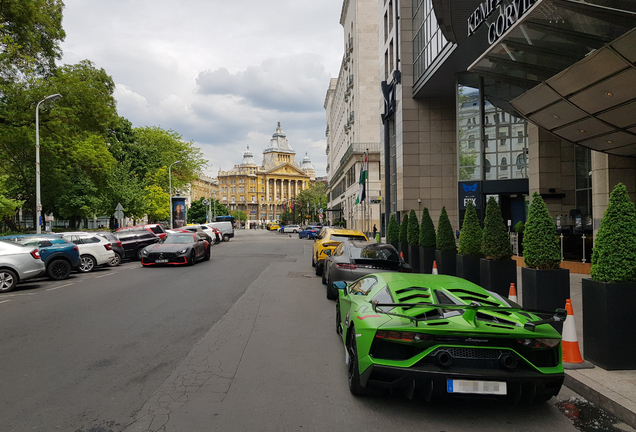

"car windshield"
[351, 246, 399, 261]
[161, 235, 193, 244]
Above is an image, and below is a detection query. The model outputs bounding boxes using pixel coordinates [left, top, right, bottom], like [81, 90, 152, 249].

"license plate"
[155, 259, 169, 263]
[447, 379, 506, 395]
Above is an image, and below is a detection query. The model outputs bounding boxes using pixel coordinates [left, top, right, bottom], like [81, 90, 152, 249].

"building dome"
[301, 152, 314, 171]
[241, 144, 257, 166]
[264, 122, 295, 154]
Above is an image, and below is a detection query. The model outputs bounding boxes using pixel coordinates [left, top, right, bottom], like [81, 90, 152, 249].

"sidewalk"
[516, 267, 636, 429]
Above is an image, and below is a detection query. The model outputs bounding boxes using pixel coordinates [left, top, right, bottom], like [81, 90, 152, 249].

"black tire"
[347, 326, 369, 396]
[0, 268, 18, 293]
[47, 259, 72, 280]
[326, 274, 337, 300]
[315, 262, 322, 276]
[204, 248, 211, 261]
[298, 234, 302, 239]
[136, 248, 145, 261]
[188, 250, 196, 266]
[107, 253, 122, 267]
[311, 254, 316, 267]
[79, 255, 96, 273]
[293, 230, 298, 233]
[336, 301, 342, 335]
[223, 234, 230, 242]
[321, 267, 327, 285]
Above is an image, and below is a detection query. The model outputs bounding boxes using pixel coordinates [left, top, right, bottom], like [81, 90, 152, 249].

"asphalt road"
[2, 229, 581, 432]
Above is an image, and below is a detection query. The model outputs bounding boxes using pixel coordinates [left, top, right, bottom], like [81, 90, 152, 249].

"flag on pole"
[354, 152, 368, 205]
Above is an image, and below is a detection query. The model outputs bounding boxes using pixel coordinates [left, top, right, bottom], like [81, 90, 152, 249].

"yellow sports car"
[312, 228, 367, 276]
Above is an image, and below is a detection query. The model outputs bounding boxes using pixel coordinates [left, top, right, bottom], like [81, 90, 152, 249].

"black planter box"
[435, 250, 457, 276]
[456, 254, 481, 285]
[480, 258, 517, 298]
[400, 242, 410, 263]
[521, 267, 570, 333]
[582, 279, 636, 370]
[390, 241, 400, 252]
[420, 246, 436, 274]
[408, 245, 421, 273]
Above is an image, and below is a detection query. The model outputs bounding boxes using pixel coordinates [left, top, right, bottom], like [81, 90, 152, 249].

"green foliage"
[143, 184, 169, 222]
[523, 193, 561, 269]
[514, 221, 525, 233]
[436, 207, 456, 251]
[482, 197, 512, 260]
[0, 175, 23, 219]
[590, 183, 636, 283]
[187, 198, 208, 224]
[0, 0, 65, 83]
[297, 182, 328, 222]
[458, 201, 482, 255]
[231, 210, 247, 223]
[210, 199, 228, 219]
[388, 214, 399, 242]
[407, 209, 419, 245]
[419, 207, 436, 247]
[399, 213, 409, 243]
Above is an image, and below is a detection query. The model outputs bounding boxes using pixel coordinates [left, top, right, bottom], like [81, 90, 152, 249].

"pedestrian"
[373, 224, 377, 238]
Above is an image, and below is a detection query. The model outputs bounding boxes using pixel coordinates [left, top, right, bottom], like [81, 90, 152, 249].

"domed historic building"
[217, 123, 315, 222]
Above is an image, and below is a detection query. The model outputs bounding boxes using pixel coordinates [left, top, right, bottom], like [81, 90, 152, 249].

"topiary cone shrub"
[407, 209, 420, 271]
[458, 201, 482, 256]
[590, 183, 636, 283]
[514, 221, 525, 233]
[482, 197, 512, 260]
[480, 197, 516, 296]
[388, 214, 399, 243]
[523, 192, 561, 269]
[419, 208, 436, 273]
[407, 209, 419, 245]
[399, 213, 410, 262]
[435, 206, 457, 276]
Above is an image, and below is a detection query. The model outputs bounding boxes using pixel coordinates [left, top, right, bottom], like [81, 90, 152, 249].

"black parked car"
[115, 230, 160, 260]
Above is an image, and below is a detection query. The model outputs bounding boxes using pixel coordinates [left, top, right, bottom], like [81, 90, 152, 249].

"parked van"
[206, 222, 234, 242]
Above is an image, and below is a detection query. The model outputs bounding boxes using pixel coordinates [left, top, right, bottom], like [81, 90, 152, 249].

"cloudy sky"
[60, 0, 345, 177]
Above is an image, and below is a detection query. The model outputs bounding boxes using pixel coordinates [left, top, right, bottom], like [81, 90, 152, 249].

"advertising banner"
[458, 181, 482, 210]
[172, 197, 187, 228]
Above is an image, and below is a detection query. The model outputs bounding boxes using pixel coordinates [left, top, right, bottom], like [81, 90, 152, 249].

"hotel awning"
[468, 0, 636, 156]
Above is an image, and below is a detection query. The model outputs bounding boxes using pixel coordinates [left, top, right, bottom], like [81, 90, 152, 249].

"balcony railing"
[350, 111, 355, 124]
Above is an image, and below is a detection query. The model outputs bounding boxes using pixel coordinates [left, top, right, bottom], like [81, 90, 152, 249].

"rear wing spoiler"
[371, 300, 566, 331]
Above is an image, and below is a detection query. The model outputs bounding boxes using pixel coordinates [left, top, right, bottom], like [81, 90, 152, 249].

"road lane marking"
[2, 292, 37, 297]
[94, 273, 114, 279]
[0, 300, 10, 304]
[46, 283, 74, 291]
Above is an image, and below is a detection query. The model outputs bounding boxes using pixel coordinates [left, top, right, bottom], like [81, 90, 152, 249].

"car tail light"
[117, 241, 123, 248]
[375, 330, 431, 342]
[73, 246, 79, 251]
[336, 263, 358, 270]
[30, 249, 41, 259]
[516, 338, 560, 348]
[104, 243, 113, 250]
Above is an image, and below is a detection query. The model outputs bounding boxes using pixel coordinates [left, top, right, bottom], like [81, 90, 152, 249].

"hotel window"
[413, 0, 452, 82]
[384, 12, 388, 41]
[389, 1, 393, 32]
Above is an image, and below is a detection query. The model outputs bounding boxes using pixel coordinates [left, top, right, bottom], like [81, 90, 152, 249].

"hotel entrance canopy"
[468, 0, 636, 156]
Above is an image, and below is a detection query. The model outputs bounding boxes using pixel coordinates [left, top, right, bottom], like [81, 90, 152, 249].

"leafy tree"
[407, 209, 419, 245]
[482, 197, 512, 260]
[297, 182, 328, 222]
[590, 183, 636, 282]
[458, 200, 482, 255]
[0, 175, 23, 230]
[144, 184, 169, 223]
[210, 198, 229, 219]
[399, 213, 409, 243]
[231, 210, 247, 224]
[388, 214, 399, 242]
[187, 198, 208, 224]
[419, 207, 436, 247]
[0, 0, 65, 83]
[523, 192, 561, 269]
[436, 207, 456, 251]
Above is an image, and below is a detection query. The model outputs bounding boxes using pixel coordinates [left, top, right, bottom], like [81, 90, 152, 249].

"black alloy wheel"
[204, 247, 211, 261]
[321, 266, 327, 285]
[326, 274, 337, 300]
[189, 250, 196, 266]
[47, 259, 72, 280]
[136, 248, 145, 261]
[0, 269, 18, 292]
[347, 326, 366, 395]
[223, 234, 230, 242]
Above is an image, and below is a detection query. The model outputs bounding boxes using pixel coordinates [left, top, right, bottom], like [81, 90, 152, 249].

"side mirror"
[333, 281, 347, 291]
[324, 250, 332, 256]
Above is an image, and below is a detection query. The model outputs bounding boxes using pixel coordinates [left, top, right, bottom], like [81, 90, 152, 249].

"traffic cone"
[562, 299, 594, 370]
[432, 260, 438, 275]
[400, 251, 404, 259]
[508, 283, 518, 303]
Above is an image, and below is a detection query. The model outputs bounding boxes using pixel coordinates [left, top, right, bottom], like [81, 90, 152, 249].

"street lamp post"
[169, 160, 182, 229]
[35, 93, 62, 234]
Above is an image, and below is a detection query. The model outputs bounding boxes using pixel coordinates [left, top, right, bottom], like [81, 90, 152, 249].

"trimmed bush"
[514, 221, 525, 233]
[482, 197, 512, 260]
[399, 213, 409, 243]
[419, 207, 436, 247]
[407, 209, 419, 245]
[590, 183, 636, 283]
[523, 192, 561, 269]
[388, 214, 399, 242]
[458, 200, 482, 256]
[436, 207, 456, 251]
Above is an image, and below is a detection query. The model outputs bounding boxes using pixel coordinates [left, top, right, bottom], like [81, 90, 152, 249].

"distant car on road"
[298, 225, 321, 239]
[89, 232, 125, 266]
[312, 228, 368, 276]
[0, 235, 81, 280]
[140, 232, 210, 266]
[59, 233, 116, 272]
[323, 240, 411, 299]
[0, 240, 45, 292]
[281, 224, 300, 233]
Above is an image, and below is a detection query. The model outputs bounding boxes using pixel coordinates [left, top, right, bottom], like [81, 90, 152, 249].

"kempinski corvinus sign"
[467, 0, 536, 44]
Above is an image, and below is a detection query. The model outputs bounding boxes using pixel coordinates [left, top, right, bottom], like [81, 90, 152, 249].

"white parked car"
[60, 233, 116, 273]
[281, 224, 300, 233]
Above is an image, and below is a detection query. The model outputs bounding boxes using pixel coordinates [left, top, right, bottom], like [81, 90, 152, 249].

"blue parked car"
[0, 235, 81, 280]
[298, 225, 322, 239]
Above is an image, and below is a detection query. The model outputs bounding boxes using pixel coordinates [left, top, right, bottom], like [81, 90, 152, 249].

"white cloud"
[60, 0, 344, 176]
